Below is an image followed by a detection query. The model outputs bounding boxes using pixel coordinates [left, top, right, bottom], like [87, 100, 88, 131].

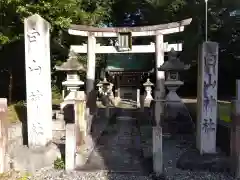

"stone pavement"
[77, 113, 146, 174]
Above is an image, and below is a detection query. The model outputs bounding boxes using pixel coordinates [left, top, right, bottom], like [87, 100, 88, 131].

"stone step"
[52, 119, 65, 131]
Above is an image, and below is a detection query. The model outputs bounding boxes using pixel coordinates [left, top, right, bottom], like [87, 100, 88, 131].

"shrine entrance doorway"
[68, 18, 192, 176]
[106, 53, 154, 105]
[119, 73, 139, 101]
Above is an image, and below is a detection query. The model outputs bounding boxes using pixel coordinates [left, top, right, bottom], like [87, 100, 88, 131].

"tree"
[0, 0, 114, 102]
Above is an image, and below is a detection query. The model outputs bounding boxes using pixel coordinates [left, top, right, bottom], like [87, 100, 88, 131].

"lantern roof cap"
[55, 51, 86, 71]
[101, 77, 110, 85]
[158, 48, 189, 71]
[143, 78, 154, 86]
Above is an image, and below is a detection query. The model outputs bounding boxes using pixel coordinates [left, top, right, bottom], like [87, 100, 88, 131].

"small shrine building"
[105, 53, 154, 102]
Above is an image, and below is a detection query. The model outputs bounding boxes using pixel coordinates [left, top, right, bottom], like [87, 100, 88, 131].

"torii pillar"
[153, 32, 165, 176]
[86, 33, 97, 130]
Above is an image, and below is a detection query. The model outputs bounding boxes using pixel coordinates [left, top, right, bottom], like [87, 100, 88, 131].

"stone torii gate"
[68, 18, 192, 176]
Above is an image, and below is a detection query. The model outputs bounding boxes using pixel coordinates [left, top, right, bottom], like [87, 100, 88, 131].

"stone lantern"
[143, 78, 154, 104]
[96, 80, 103, 96]
[158, 48, 189, 102]
[101, 77, 110, 95]
[158, 48, 192, 135]
[55, 50, 85, 109]
[101, 77, 111, 117]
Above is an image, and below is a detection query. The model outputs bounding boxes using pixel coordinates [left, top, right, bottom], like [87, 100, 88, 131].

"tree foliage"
[0, 0, 239, 100]
[0, 0, 114, 45]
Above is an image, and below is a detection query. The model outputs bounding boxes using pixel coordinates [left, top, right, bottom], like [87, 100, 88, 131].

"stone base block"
[6, 143, 61, 173]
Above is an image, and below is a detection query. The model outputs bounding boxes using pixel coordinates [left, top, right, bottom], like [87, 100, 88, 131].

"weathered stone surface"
[24, 14, 52, 147]
[7, 143, 61, 173]
[196, 42, 219, 154]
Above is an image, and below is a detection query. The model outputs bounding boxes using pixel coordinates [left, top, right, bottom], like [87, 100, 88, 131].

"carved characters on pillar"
[28, 90, 43, 101]
[27, 28, 42, 76]
[204, 53, 217, 75]
[26, 26, 45, 145]
[29, 60, 41, 75]
[202, 50, 218, 134]
[27, 28, 43, 100]
[27, 28, 40, 43]
[202, 118, 215, 133]
[203, 95, 217, 113]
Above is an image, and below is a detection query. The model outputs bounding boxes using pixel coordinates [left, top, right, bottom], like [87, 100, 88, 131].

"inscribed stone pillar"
[0, 98, 7, 173]
[153, 32, 164, 175]
[196, 41, 218, 154]
[24, 14, 52, 148]
[230, 80, 240, 178]
[86, 33, 96, 121]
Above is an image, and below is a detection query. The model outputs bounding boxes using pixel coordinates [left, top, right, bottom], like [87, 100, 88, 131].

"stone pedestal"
[0, 98, 7, 173]
[165, 80, 184, 119]
[196, 41, 219, 154]
[61, 80, 84, 110]
[24, 14, 52, 148]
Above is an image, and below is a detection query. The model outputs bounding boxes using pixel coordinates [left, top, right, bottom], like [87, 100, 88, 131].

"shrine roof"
[107, 70, 153, 75]
[107, 69, 154, 73]
[106, 54, 153, 72]
[70, 18, 192, 33]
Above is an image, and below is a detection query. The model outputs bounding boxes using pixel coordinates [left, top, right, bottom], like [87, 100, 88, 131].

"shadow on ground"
[76, 106, 152, 176]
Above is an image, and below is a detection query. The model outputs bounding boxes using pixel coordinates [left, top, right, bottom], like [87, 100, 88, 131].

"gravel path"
[30, 169, 151, 180]
[162, 135, 235, 180]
